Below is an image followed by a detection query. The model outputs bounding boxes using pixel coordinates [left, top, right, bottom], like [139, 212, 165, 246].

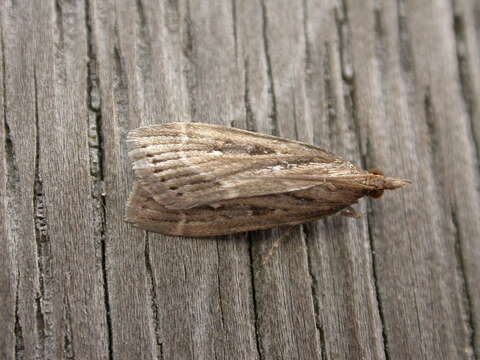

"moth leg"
[261, 226, 296, 266]
[340, 206, 361, 218]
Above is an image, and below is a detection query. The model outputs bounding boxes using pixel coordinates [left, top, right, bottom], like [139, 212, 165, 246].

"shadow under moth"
[125, 122, 410, 236]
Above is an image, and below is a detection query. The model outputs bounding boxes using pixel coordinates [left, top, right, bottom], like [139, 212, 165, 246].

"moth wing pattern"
[127, 122, 365, 210]
[125, 181, 361, 236]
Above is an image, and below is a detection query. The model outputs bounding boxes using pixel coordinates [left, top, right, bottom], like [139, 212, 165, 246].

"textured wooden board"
[345, 1, 476, 359]
[1, 1, 109, 359]
[1, 0, 479, 359]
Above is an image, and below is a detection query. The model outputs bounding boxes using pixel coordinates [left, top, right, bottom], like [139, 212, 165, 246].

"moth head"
[367, 168, 411, 198]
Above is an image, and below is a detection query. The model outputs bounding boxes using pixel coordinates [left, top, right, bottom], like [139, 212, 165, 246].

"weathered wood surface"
[1, 0, 479, 359]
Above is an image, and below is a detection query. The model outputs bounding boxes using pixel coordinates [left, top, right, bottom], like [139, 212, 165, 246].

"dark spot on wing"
[219, 141, 276, 155]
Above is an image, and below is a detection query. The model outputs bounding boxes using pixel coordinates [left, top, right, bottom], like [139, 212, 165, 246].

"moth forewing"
[125, 122, 410, 236]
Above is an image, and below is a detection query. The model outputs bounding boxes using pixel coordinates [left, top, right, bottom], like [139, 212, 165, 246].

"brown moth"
[125, 122, 410, 236]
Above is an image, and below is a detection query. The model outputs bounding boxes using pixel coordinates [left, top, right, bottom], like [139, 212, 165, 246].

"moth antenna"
[261, 226, 296, 266]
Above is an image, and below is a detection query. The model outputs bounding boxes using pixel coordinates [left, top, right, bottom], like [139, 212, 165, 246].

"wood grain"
[1, 0, 479, 359]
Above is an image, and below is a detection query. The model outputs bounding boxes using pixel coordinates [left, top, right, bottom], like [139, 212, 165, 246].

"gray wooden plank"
[0, 7, 16, 359]
[1, 0, 479, 359]
[236, 0, 324, 358]
[405, 0, 479, 357]
[348, 1, 455, 358]
[345, 0, 480, 358]
[453, 0, 480, 352]
[32, 0, 110, 358]
[90, 0, 159, 358]
[302, 1, 387, 358]
[1, 0, 112, 358]
[236, 0, 388, 358]
[148, 0, 260, 355]
[1, 2, 44, 359]
[147, 2, 260, 357]
[404, 0, 480, 356]
[93, 0, 259, 358]
[2, 1, 111, 357]
[454, 0, 480, 157]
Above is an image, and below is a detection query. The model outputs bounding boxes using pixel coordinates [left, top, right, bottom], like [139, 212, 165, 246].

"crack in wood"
[243, 58, 256, 132]
[34, 296, 45, 358]
[451, 0, 480, 180]
[231, 0, 238, 62]
[54, 0, 67, 84]
[302, 224, 327, 360]
[302, 0, 312, 83]
[338, 4, 392, 359]
[344, 73, 364, 166]
[260, 0, 279, 137]
[112, 37, 129, 133]
[215, 241, 226, 333]
[318, 324, 327, 360]
[33, 64, 48, 360]
[336, 0, 353, 83]
[291, 87, 299, 141]
[366, 209, 391, 360]
[14, 270, 24, 360]
[450, 4, 480, 357]
[2, 24, 18, 190]
[213, 241, 227, 360]
[135, 0, 153, 99]
[396, 0, 414, 76]
[183, 0, 198, 121]
[451, 208, 478, 360]
[3, 14, 25, 360]
[3, 111, 16, 185]
[423, 88, 443, 190]
[144, 233, 164, 360]
[340, 1, 370, 163]
[54, 0, 64, 49]
[323, 42, 337, 146]
[247, 233, 264, 360]
[63, 294, 75, 360]
[84, 1, 112, 359]
[374, 3, 387, 88]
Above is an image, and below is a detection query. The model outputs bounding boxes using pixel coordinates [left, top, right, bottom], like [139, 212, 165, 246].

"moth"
[125, 122, 410, 236]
